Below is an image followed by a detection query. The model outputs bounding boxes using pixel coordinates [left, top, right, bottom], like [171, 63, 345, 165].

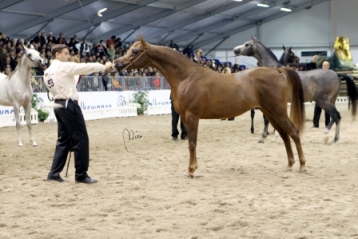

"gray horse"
[233, 36, 358, 143]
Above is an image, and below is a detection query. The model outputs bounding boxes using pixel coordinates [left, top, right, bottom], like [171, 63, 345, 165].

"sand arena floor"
[1, 103, 358, 239]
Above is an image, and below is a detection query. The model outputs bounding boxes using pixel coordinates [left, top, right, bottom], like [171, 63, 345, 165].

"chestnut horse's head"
[114, 35, 149, 71]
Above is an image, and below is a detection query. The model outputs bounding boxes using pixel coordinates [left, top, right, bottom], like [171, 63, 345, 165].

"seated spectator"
[57, 33, 67, 45]
[182, 44, 194, 58]
[47, 32, 56, 44]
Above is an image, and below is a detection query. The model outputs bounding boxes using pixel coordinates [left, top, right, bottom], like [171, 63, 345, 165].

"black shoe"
[75, 177, 98, 184]
[181, 136, 188, 140]
[172, 136, 179, 141]
[310, 125, 319, 129]
[47, 175, 64, 182]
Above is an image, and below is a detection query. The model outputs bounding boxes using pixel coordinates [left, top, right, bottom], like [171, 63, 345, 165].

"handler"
[44, 44, 113, 184]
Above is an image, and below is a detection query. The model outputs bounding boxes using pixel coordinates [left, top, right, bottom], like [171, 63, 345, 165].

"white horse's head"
[23, 45, 45, 67]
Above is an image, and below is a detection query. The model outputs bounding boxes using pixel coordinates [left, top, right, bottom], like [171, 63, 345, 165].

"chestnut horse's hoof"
[299, 169, 308, 174]
[183, 173, 194, 179]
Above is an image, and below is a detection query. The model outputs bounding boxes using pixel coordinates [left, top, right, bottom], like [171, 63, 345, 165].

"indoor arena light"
[280, 6, 292, 12]
[257, 2, 270, 7]
[233, 0, 243, 2]
[97, 8, 107, 17]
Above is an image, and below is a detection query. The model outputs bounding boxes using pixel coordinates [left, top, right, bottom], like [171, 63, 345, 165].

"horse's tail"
[338, 73, 358, 117]
[278, 67, 305, 135]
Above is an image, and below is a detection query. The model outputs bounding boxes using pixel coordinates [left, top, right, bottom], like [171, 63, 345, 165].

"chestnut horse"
[114, 36, 307, 177]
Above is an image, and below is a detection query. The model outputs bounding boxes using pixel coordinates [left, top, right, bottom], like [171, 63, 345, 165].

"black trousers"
[48, 99, 90, 180]
[171, 101, 187, 138]
[102, 80, 108, 91]
[313, 104, 330, 127]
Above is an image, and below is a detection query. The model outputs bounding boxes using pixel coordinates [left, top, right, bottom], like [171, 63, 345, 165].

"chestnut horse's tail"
[278, 68, 306, 135]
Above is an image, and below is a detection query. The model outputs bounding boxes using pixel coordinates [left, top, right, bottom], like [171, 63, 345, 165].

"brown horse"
[114, 36, 307, 177]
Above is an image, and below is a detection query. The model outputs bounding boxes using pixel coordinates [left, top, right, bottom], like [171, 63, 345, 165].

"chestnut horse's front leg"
[182, 112, 199, 178]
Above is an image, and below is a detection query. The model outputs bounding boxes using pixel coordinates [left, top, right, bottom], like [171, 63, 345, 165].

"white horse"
[0, 46, 45, 146]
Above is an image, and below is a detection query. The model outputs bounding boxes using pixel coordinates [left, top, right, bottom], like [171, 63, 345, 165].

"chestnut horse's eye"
[132, 49, 139, 54]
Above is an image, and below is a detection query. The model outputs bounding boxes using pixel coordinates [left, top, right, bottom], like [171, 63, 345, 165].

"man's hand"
[312, 55, 318, 63]
[105, 62, 114, 71]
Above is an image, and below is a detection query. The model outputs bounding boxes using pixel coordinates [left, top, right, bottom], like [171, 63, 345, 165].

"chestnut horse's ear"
[137, 34, 147, 47]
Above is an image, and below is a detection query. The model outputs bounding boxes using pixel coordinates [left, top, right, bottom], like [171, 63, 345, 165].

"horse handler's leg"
[182, 113, 199, 178]
[24, 102, 37, 146]
[13, 106, 23, 147]
[250, 109, 255, 133]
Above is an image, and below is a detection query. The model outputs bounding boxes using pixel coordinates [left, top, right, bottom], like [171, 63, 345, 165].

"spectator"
[33, 32, 46, 46]
[182, 44, 194, 58]
[96, 40, 108, 58]
[115, 37, 122, 49]
[153, 72, 161, 90]
[169, 40, 179, 51]
[107, 44, 115, 61]
[79, 38, 90, 57]
[57, 33, 67, 45]
[102, 72, 110, 91]
[106, 35, 116, 48]
[47, 32, 56, 44]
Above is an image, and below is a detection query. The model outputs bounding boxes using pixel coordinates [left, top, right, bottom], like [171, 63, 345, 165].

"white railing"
[81, 106, 137, 121]
[147, 105, 171, 115]
[335, 96, 349, 104]
[0, 109, 38, 128]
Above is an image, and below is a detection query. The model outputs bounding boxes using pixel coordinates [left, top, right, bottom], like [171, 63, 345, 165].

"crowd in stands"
[0, 31, 245, 92]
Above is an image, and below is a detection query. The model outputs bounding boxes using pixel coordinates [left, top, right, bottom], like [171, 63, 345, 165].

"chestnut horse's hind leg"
[182, 113, 199, 178]
[263, 112, 307, 172]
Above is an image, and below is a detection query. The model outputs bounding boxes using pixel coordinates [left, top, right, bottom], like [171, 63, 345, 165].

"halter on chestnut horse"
[114, 36, 307, 177]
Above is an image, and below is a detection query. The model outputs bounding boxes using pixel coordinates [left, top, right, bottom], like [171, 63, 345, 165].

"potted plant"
[132, 91, 150, 115]
[37, 108, 50, 122]
[32, 94, 50, 122]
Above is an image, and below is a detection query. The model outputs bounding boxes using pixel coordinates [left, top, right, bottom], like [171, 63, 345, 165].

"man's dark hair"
[51, 44, 69, 57]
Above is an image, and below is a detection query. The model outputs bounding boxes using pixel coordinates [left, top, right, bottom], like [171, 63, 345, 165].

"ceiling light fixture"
[280, 6, 292, 12]
[257, 2, 270, 7]
[233, 0, 243, 2]
[97, 8, 107, 17]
